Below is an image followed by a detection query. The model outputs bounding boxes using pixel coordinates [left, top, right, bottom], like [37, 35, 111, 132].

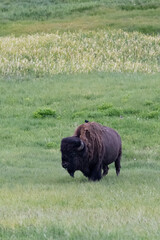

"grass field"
[0, 0, 160, 239]
[0, 73, 160, 239]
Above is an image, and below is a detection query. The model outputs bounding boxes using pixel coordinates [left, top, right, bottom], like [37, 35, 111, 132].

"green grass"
[0, 0, 160, 36]
[0, 72, 160, 239]
[0, 1, 160, 238]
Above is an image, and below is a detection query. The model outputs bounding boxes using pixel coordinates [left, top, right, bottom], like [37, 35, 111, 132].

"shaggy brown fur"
[74, 122, 104, 164]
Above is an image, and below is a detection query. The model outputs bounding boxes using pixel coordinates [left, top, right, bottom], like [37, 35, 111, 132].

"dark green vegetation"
[33, 108, 56, 119]
[0, 0, 160, 36]
[0, 73, 160, 239]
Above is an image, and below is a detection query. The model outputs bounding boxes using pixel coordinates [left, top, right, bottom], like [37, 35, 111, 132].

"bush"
[98, 103, 113, 111]
[33, 108, 56, 118]
[46, 142, 58, 149]
[143, 111, 159, 119]
[72, 111, 86, 119]
[104, 107, 121, 117]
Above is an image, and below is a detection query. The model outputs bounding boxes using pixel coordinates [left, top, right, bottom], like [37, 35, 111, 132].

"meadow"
[0, 73, 160, 239]
[0, 30, 160, 76]
[0, 0, 160, 239]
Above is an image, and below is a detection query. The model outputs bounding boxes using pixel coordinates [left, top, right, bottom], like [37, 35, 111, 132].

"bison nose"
[62, 162, 68, 169]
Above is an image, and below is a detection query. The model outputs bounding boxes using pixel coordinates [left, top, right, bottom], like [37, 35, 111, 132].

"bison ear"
[77, 140, 84, 151]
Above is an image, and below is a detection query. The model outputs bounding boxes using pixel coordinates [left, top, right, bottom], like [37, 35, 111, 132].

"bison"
[61, 121, 122, 181]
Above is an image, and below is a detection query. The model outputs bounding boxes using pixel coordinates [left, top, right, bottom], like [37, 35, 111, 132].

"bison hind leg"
[115, 151, 121, 176]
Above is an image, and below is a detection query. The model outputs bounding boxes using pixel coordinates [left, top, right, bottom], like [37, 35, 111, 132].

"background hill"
[0, 0, 160, 36]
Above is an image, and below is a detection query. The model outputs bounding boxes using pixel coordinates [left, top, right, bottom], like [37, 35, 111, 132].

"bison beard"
[61, 122, 122, 181]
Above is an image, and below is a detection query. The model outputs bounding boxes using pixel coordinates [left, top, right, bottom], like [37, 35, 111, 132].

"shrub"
[123, 108, 140, 115]
[72, 111, 86, 119]
[33, 108, 56, 118]
[104, 107, 121, 117]
[144, 111, 159, 119]
[46, 142, 58, 149]
[144, 101, 154, 106]
[98, 103, 113, 111]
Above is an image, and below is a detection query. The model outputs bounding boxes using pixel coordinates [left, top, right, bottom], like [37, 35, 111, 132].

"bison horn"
[77, 140, 84, 151]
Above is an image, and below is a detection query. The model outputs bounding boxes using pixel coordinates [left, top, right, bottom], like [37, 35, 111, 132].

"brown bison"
[61, 121, 122, 181]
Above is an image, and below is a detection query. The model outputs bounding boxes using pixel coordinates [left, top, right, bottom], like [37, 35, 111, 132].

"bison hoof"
[116, 170, 120, 176]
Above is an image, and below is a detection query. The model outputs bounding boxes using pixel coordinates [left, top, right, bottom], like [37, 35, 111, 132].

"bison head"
[61, 136, 85, 177]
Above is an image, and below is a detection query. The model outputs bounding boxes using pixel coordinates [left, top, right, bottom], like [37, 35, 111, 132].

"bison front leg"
[103, 165, 109, 176]
[88, 165, 102, 181]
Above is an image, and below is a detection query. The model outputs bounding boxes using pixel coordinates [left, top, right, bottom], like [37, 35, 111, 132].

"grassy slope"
[0, 73, 160, 239]
[0, 0, 160, 36]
